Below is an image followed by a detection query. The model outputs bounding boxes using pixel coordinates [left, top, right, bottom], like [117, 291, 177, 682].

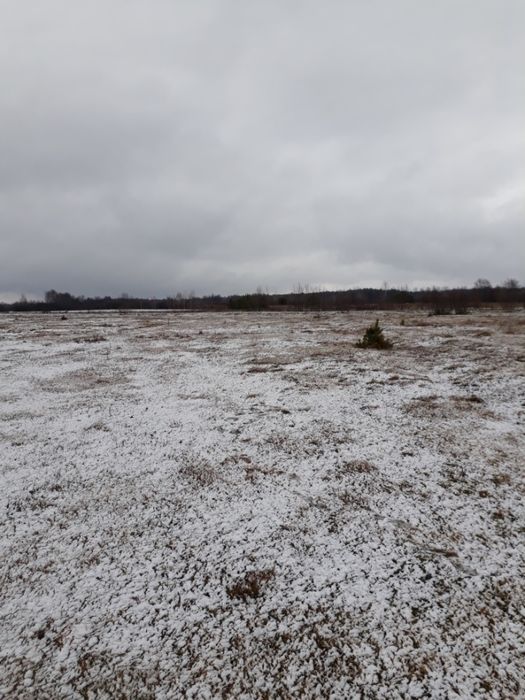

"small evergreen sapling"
[356, 319, 393, 349]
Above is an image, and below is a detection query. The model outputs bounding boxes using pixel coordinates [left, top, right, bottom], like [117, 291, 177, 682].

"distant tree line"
[1, 279, 522, 313]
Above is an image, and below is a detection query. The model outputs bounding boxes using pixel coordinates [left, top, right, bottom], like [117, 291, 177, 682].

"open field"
[1, 309, 524, 698]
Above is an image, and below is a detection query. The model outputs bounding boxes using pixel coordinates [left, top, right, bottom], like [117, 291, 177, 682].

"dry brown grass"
[179, 457, 217, 487]
[492, 473, 512, 486]
[339, 459, 377, 474]
[76, 335, 107, 343]
[226, 569, 275, 601]
[85, 421, 110, 432]
[37, 369, 126, 393]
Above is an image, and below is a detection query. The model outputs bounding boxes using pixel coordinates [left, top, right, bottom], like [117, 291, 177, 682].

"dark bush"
[356, 320, 393, 349]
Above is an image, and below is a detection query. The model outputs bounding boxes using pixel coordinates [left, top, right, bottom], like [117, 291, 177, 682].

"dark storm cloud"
[1, 0, 523, 300]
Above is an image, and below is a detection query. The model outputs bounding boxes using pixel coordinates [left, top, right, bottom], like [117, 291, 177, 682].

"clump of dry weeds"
[179, 457, 217, 487]
[226, 569, 275, 601]
[339, 459, 377, 475]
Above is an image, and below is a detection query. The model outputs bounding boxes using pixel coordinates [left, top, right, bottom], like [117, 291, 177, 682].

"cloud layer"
[1, 1, 523, 299]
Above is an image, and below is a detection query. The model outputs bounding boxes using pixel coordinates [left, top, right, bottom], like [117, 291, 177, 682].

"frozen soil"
[0, 309, 524, 699]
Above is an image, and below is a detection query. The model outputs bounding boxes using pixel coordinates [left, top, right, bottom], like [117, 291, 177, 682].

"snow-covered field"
[1, 310, 524, 699]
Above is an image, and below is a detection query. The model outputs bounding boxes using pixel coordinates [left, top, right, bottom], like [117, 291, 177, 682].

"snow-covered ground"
[1, 310, 524, 699]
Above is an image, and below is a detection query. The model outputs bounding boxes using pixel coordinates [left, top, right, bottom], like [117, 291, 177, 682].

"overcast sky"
[1, 1, 523, 300]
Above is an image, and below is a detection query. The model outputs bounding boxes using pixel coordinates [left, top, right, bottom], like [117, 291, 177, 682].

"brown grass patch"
[37, 369, 126, 393]
[77, 335, 106, 343]
[339, 459, 377, 474]
[246, 366, 271, 373]
[492, 473, 511, 486]
[85, 421, 110, 432]
[452, 394, 484, 405]
[226, 569, 275, 601]
[179, 457, 217, 487]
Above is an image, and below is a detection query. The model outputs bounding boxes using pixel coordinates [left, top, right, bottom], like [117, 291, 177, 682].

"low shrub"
[356, 320, 393, 350]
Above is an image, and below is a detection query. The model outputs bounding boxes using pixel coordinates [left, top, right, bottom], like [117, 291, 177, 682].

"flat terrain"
[1, 310, 524, 699]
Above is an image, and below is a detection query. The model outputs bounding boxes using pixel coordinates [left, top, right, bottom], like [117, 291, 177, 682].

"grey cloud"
[1, 1, 523, 299]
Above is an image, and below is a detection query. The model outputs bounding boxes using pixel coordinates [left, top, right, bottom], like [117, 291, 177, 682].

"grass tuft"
[226, 569, 275, 601]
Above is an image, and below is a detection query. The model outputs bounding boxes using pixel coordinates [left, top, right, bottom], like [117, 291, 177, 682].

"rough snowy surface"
[1, 310, 524, 699]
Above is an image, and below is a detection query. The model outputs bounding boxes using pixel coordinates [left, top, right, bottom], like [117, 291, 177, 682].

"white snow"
[0, 309, 524, 698]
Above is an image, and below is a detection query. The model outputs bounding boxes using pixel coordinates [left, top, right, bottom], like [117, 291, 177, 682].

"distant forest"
[1, 278, 523, 313]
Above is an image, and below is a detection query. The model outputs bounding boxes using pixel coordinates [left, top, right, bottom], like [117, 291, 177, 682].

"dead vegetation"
[85, 420, 110, 432]
[179, 456, 217, 487]
[36, 368, 127, 393]
[75, 335, 107, 343]
[226, 569, 275, 601]
[404, 393, 491, 420]
[339, 459, 377, 474]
